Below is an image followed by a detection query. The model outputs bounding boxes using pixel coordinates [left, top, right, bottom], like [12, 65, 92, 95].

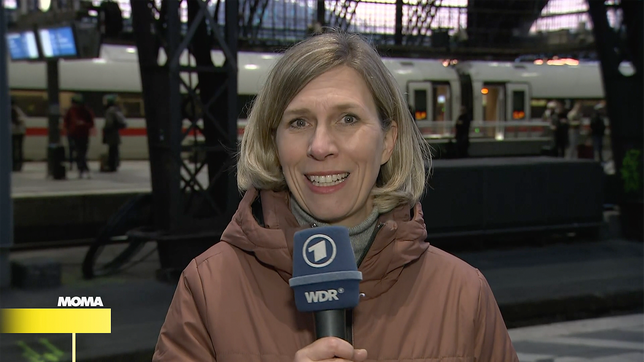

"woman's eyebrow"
[283, 107, 313, 119]
[284, 103, 363, 118]
[332, 102, 363, 112]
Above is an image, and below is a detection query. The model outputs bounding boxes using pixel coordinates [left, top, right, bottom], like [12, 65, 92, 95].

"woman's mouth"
[305, 173, 349, 187]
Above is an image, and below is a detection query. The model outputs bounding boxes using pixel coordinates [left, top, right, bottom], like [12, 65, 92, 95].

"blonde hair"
[237, 32, 432, 213]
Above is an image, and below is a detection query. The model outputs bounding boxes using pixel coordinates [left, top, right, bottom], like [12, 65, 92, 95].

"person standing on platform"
[64, 94, 95, 178]
[567, 101, 582, 159]
[454, 105, 472, 158]
[590, 104, 607, 162]
[102, 94, 127, 172]
[10, 97, 27, 171]
[153, 32, 518, 362]
[551, 104, 569, 158]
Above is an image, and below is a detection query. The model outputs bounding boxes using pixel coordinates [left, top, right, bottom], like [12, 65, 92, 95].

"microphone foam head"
[289, 226, 362, 312]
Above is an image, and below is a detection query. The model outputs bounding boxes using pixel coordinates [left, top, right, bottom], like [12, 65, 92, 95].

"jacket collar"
[220, 188, 429, 299]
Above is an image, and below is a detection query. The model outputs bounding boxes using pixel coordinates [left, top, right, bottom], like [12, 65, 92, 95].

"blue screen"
[6, 31, 39, 60]
[38, 26, 77, 58]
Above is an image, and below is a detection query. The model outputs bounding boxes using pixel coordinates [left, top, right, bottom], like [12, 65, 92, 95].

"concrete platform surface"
[510, 314, 643, 361]
[0, 238, 641, 361]
[10, 161, 208, 243]
[12, 161, 157, 197]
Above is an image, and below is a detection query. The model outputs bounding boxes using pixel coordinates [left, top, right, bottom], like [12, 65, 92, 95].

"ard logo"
[302, 234, 337, 268]
[57, 296, 104, 307]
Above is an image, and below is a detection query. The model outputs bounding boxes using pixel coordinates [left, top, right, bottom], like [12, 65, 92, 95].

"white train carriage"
[8, 44, 608, 161]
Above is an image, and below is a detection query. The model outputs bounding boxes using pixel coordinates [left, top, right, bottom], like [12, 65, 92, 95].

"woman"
[63, 94, 95, 178]
[102, 94, 127, 172]
[153, 32, 518, 361]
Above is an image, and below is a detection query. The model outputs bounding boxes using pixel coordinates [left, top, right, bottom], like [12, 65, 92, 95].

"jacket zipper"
[356, 222, 384, 268]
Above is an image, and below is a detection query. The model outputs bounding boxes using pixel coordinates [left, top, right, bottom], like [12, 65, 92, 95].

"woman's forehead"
[285, 67, 376, 108]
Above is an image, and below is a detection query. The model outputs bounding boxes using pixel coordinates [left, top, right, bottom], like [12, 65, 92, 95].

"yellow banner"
[1, 309, 111, 334]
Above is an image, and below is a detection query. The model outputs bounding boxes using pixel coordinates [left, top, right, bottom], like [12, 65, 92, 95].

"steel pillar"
[130, 0, 239, 279]
[395, 0, 403, 45]
[0, 2, 14, 288]
[317, 0, 325, 26]
[46, 59, 62, 178]
[587, 0, 643, 240]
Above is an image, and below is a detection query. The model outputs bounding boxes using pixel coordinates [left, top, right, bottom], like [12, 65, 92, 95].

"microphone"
[289, 226, 362, 341]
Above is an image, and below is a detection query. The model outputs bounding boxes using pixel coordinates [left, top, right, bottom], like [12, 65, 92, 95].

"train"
[8, 44, 610, 161]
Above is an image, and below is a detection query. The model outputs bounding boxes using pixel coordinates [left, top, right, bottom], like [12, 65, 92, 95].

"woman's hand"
[294, 337, 367, 362]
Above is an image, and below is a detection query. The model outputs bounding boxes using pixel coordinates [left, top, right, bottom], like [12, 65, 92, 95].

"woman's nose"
[307, 125, 338, 161]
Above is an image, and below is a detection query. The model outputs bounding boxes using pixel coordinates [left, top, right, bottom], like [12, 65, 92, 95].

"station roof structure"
[4, 0, 605, 61]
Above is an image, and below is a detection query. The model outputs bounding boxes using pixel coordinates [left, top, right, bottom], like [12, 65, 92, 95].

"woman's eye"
[342, 115, 358, 124]
[289, 119, 307, 128]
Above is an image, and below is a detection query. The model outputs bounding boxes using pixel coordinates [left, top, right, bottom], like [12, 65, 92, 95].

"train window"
[59, 92, 74, 113]
[119, 94, 145, 118]
[180, 94, 204, 121]
[432, 84, 450, 121]
[9, 90, 48, 117]
[414, 89, 427, 120]
[512, 90, 526, 120]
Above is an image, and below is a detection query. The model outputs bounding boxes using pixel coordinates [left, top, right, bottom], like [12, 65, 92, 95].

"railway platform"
[10, 161, 206, 245]
[11, 156, 612, 245]
[0, 237, 641, 361]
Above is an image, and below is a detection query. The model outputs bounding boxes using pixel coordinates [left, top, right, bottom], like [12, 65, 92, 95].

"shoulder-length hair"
[237, 31, 432, 213]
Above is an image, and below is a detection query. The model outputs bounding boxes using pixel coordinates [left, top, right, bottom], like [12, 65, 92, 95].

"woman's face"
[275, 66, 397, 227]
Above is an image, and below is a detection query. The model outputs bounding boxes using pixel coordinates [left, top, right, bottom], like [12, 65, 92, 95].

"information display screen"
[38, 26, 78, 58]
[6, 31, 40, 60]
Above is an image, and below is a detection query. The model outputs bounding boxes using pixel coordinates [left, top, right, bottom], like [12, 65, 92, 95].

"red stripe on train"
[26, 127, 246, 136]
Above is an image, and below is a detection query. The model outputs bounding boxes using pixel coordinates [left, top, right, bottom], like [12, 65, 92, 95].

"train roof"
[8, 45, 281, 95]
[382, 57, 459, 89]
[8, 45, 459, 95]
[456, 60, 605, 99]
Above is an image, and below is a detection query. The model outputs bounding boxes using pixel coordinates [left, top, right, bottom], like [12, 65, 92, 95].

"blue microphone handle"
[315, 309, 347, 341]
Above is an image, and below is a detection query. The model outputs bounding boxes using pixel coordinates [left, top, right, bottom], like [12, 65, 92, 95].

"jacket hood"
[220, 188, 429, 299]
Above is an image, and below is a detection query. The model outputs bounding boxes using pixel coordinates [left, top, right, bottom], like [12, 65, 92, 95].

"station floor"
[510, 313, 643, 361]
[11, 161, 167, 197]
[10, 157, 614, 198]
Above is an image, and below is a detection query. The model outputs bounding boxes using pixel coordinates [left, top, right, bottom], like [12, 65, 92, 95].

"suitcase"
[577, 144, 594, 159]
[99, 153, 110, 172]
[48, 144, 66, 180]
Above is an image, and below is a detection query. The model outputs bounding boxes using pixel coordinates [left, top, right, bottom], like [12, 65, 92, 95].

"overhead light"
[260, 54, 275, 60]
[546, 58, 579, 66]
[244, 64, 259, 70]
[126, 47, 137, 54]
[39, 0, 51, 11]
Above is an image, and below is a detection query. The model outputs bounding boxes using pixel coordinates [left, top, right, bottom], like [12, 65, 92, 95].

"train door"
[432, 82, 452, 136]
[506, 83, 530, 138]
[408, 81, 433, 136]
[507, 83, 530, 121]
[481, 83, 505, 139]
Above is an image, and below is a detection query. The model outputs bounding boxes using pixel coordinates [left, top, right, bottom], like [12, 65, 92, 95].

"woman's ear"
[381, 121, 398, 165]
